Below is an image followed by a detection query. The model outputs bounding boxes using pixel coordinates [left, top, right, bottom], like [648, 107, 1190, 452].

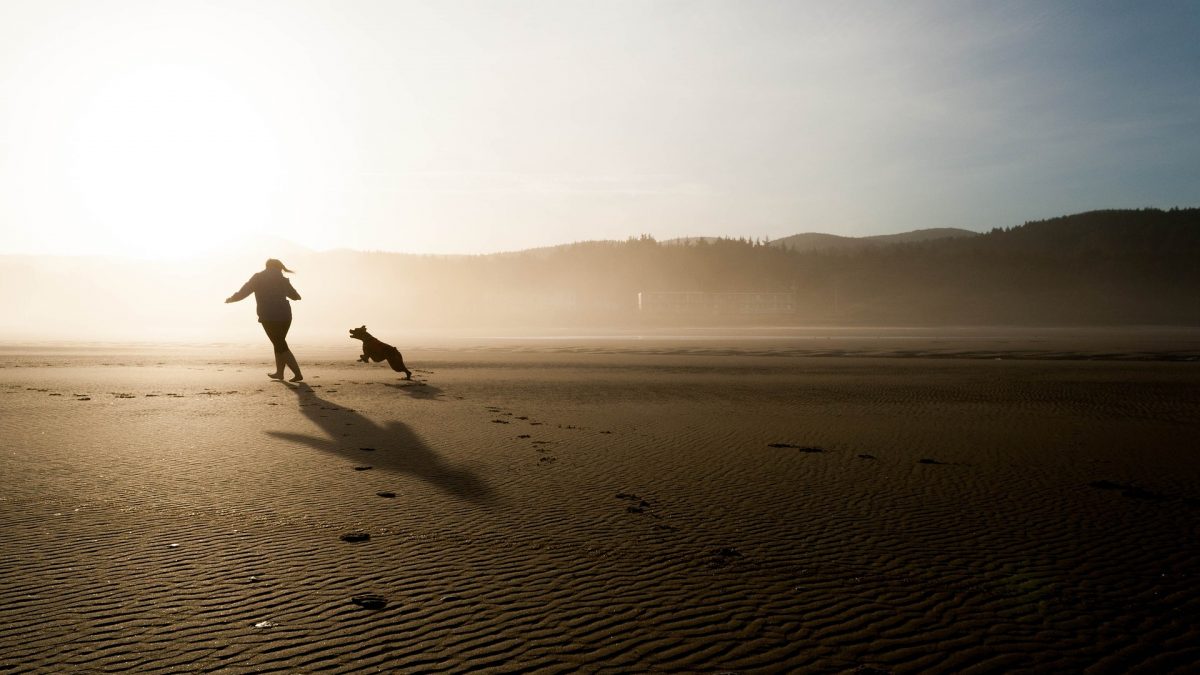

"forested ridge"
[2, 208, 1197, 340]
[380, 207, 1199, 325]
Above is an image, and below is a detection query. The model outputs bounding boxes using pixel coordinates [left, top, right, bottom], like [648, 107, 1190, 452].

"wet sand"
[2, 334, 1199, 673]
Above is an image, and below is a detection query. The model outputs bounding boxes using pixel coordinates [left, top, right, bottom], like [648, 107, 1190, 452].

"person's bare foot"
[289, 374, 304, 382]
[268, 372, 284, 380]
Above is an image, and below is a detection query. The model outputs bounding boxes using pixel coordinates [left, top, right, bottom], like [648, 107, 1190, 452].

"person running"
[225, 258, 304, 382]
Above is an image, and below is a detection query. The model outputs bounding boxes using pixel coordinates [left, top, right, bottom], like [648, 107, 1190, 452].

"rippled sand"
[2, 336, 1199, 672]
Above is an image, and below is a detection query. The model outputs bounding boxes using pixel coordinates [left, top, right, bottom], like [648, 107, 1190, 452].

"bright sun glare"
[68, 65, 280, 260]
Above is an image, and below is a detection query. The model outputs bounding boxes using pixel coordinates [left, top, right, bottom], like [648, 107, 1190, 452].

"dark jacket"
[229, 271, 301, 322]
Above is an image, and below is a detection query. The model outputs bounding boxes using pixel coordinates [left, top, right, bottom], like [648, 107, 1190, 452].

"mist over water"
[3, 209, 1198, 344]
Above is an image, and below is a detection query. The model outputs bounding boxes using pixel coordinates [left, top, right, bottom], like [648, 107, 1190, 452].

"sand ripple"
[2, 353, 1199, 672]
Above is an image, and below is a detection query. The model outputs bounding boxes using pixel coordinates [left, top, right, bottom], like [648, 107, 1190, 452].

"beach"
[2, 331, 1199, 673]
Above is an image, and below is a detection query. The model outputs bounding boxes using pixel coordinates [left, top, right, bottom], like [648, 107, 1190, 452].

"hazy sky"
[1, 1, 1197, 258]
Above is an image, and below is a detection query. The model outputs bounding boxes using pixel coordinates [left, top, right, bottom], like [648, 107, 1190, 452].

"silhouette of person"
[225, 258, 304, 382]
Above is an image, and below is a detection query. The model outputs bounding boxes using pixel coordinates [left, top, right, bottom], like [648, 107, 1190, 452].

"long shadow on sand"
[382, 380, 446, 400]
[266, 383, 493, 504]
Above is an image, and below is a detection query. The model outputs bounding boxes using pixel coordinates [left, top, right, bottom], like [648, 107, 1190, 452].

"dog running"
[349, 325, 412, 379]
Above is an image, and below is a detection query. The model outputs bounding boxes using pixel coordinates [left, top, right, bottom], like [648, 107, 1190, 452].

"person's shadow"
[266, 383, 493, 504]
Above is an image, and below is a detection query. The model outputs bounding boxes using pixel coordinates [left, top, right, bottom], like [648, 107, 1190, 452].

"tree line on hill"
[307, 207, 1199, 327]
[1, 208, 1195, 341]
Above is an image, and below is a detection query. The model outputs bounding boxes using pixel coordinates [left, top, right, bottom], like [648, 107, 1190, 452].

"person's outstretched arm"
[285, 279, 301, 301]
[225, 278, 255, 304]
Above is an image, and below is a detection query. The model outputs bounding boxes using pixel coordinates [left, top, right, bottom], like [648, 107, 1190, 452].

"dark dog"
[349, 325, 412, 379]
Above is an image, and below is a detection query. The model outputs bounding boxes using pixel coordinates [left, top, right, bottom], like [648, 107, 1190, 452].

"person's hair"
[265, 258, 294, 274]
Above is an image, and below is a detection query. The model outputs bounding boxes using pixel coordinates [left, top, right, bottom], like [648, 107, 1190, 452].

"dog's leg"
[386, 350, 413, 379]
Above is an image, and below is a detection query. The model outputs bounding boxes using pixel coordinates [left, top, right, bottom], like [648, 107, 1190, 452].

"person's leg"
[270, 351, 286, 379]
[262, 321, 289, 379]
[275, 320, 302, 381]
[283, 351, 302, 382]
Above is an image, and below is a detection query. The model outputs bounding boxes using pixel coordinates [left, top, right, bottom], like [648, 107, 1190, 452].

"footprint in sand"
[340, 532, 371, 543]
[517, 434, 531, 439]
[918, 458, 946, 465]
[351, 594, 388, 610]
[376, 491, 396, 498]
[858, 454, 877, 460]
[354, 466, 373, 471]
[492, 419, 510, 424]
[768, 443, 824, 453]
[708, 547, 744, 568]
[538, 456, 557, 464]
[1088, 480, 1169, 501]
[616, 493, 653, 514]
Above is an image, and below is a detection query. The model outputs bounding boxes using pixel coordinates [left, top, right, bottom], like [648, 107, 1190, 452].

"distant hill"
[664, 227, 978, 253]
[784, 208, 1200, 325]
[769, 227, 978, 253]
[294, 208, 1199, 327]
[1, 208, 1196, 340]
